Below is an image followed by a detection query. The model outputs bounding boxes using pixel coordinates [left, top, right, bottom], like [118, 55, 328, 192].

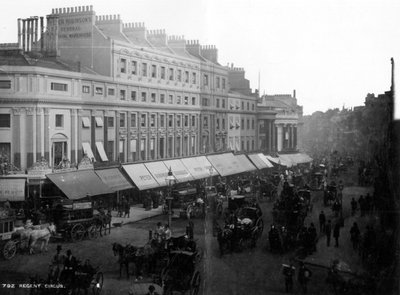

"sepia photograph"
[0, 0, 399, 294]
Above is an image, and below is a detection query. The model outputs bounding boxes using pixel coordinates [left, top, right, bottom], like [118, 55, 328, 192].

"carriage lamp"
[165, 167, 175, 227]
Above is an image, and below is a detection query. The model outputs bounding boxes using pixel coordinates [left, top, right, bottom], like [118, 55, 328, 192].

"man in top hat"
[63, 249, 77, 284]
[49, 245, 64, 282]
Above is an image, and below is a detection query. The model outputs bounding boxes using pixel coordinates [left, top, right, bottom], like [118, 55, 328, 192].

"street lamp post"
[165, 167, 175, 227]
[209, 167, 213, 187]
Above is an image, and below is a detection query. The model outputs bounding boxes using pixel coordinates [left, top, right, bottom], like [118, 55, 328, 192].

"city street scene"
[0, 1, 399, 295]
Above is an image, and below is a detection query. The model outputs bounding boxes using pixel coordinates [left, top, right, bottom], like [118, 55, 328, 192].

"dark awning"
[46, 170, 113, 200]
[94, 168, 133, 191]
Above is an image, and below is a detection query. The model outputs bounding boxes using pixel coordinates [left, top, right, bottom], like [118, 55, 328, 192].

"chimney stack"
[34, 17, 39, 49]
[40, 17, 44, 52]
[17, 19, 22, 49]
[293, 89, 296, 98]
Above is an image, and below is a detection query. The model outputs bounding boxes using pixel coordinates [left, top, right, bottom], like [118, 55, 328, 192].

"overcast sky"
[1, 0, 399, 116]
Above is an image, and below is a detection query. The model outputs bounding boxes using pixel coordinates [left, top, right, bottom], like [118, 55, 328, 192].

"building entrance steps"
[109, 205, 163, 227]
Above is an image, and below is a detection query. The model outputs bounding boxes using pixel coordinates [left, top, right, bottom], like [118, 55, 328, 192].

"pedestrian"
[351, 198, 357, 216]
[124, 198, 130, 218]
[325, 220, 332, 247]
[282, 262, 296, 293]
[118, 197, 124, 217]
[63, 249, 77, 284]
[318, 211, 326, 233]
[333, 222, 341, 247]
[298, 261, 312, 294]
[332, 201, 340, 217]
[49, 245, 63, 282]
[308, 223, 317, 253]
[350, 222, 361, 250]
[163, 224, 172, 249]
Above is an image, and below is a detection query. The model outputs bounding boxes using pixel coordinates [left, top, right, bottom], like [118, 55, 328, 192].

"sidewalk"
[109, 205, 163, 227]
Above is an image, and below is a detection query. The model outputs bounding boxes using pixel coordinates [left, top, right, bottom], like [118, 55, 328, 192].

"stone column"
[12, 108, 21, 169]
[36, 108, 43, 161]
[26, 107, 35, 167]
[43, 108, 50, 164]
[127, 112, 132, 162]
[277, 124, 284, 152]
[70, 109, 77, 164]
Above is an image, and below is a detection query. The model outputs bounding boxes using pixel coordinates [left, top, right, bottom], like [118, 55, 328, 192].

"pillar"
[44, 108, 50, 165]
[277, 124, 283, 152]
[127, 112, 132, 162]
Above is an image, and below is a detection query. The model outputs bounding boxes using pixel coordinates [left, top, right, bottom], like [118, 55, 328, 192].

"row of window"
[83, 85, 199, 106]
[118, 113, 197, 129]
[120, 59, 198, 84]
[203, 74, 226, 90]
[119, 60, 228, 90]
[116, 135, 197, 161]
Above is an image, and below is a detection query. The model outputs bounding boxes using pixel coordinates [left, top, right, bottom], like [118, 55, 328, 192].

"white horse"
[28, 223, 56, 254]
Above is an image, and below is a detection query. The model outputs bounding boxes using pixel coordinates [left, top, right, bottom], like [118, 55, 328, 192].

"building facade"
[0, 5, 302, 171]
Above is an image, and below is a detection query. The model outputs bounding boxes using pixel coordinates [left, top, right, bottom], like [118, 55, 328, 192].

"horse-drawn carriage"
[52, 199, 110, 242]
[163, 187, 205, 219]
[1, 207, 58, 259]
[216, 195, 264, 256]
[258, 179, 278, 202]
[112, 234, 203, 281]
[161, 250, 201, 295]
[58, 260, 104, 295]
[1, 208, 17, 259]
[270, 186, 310, 252]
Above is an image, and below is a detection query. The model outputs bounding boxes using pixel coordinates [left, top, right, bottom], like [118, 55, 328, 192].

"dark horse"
[112, 242, 156, 279]
[93, 211, 111, 237]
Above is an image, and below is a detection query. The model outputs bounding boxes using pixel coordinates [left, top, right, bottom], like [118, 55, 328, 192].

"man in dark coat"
[282, 262, 295, 293]
[318, 211, 326, 233]
[333, 222, 341, 247]
[62, 249, 77, 284]
[325, 220, 332, 247]
[298, 261, 312, 293]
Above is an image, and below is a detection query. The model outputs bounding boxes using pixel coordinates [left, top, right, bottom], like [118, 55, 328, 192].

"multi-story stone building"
[0, 5, 302, 172]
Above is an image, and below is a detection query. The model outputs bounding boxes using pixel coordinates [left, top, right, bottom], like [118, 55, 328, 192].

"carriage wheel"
[190, 271, 201, 295]
[91, 272, 103, 295]
[255, 219, 264, 239]
[88, 225, 98, 240]
[3, 240, 17, 260]
[70, 224, 85, 242]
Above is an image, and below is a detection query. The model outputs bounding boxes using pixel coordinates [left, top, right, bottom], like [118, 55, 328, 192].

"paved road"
[1, 166, 373, 295]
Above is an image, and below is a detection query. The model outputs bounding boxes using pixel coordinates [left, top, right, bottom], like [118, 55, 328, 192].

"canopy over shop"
[46, 170, 113, 200]
[247, 153, 274, 169]
[276, 153, 313, 167]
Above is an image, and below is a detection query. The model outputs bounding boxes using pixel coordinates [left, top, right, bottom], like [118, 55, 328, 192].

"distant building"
[257, 90, 302, 154]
